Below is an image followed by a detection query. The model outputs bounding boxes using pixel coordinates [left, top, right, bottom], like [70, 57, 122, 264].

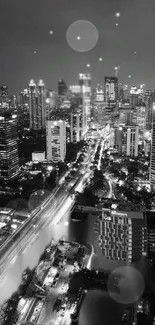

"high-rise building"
[136, 104, 146, 133]
[58, 79, 68, 97]
[28, 79, 37, 129]
[104, 77, 118, 106]
[114, 125, 139, 156]
[28, 80, 46, 129]
[150, 106, 155, 191]
[144, 90, 154, 130]
[37, 80, 46, 129]
[98, 208, 147, 263]
[79, 73, 92, 134]
[119, 106, 135, 125]
[46, 120, 66, 162]
[0, 86, 9, 110]
[70, 112, 82, 142]
[0, 112, 19, 181]
[146, 211, 155, 262]
[95, 84, 104, 102]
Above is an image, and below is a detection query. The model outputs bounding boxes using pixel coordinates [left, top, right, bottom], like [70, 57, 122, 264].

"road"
[0, 134, 101, 284]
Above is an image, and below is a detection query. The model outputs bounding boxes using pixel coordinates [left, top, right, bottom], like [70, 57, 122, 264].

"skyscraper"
[150, 105, 155, 191]
[46, 120, 66, 162]
[79, 73, 92, 134]
[28, 80, 46, 129]
[144, 90, 154, 130]
[37, 80, 46, 129]
[58, 79, 67, 97]
[104, 77, 118, 106]
[0, 112, 19, 180]
[0, 86, 9, 107]
[28, 79, 37, 129]
[98, 208, 147, 263]
[70, 112, 82, 142]
[114, 125, 139, 156]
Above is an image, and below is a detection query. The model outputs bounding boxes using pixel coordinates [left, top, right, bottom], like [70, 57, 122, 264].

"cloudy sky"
[0, 0, 155, 93]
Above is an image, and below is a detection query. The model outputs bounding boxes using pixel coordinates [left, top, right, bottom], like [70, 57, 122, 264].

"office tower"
[104, 77, 118, 106]
[69, 85, 81, 94]
[46, 120, 66, 162]
[95, 84, 104, 102]
[114, 125, 139, 156]
[144, 90, 154, 130]
[0, 86, 9, 110]
[17, 88, 29, 129]
[46, 90, 58, 109]
[130, 86, 139, 107]
[19, 88, 29, 106]
[146, 211, 155, 262]
[98, 208, 147, 263]
[119, 105, 135, 125]
[136, 104, 146, 133]
[0, 112, 19, 180]
[60, 99, 71, 109]
[150, 108, 155, 191]
[70, 112, 82, 142]
[28, 80, 46, 129]
[28, 79, 37, 129]
[37, 80, 46, 129]
[58, 79, 67, 97]
[79, 73, 92, 134]
[143, 130, 151, 157]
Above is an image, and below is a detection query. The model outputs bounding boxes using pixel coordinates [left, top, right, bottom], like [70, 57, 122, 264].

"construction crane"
[114, 66, 120, 77]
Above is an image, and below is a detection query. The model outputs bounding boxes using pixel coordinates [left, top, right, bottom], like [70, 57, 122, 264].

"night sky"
[1, 0, 155, 94]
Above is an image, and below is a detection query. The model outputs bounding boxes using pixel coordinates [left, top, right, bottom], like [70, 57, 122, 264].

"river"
[0, 207, 125, 306]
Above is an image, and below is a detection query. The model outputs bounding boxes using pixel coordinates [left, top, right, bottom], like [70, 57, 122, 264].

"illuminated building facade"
[0, 86, 9, 111]
[0, 113, 19, 180]
[37, 80, 46, 129]
[28, 80, 46, 129]
[114, 125, 139, 156]
[70, 112, 82, 142]
[126, 126, 139, 156]
[150, 110, 155, 191]
[136, 104, 146, 133]
[46, 120, 66, 162]
[119, 106, 135, 125]
[99, 208, 147, 263]
[95, 84, 104, 102]
[79, 73, 92, 133]
[146, 211, 155, 262]
[144, 90, 154, 130]
[104, 77, 118, 107]
[28, 80, 37, 129]
[58, 79, 68, 97]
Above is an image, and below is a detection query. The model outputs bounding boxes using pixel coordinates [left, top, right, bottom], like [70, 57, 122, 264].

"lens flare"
[66, 20, 99, 52]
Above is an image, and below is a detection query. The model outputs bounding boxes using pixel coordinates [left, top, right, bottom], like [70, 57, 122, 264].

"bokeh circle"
[66, 20, 99, 52]
[107, 265, 145, 305]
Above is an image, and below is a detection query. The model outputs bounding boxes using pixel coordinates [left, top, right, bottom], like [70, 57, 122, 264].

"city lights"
[0, 1, 154, 322]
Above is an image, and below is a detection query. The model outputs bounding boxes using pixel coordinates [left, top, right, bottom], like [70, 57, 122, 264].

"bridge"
[73, 202, 146, 214]
[73, 205, 102, 214]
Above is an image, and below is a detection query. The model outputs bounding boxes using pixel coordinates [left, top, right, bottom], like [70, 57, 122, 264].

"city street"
[0, 135, 101, 306]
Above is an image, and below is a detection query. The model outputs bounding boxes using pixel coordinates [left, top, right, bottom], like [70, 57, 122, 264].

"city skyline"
[1, 0, 155, 93]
